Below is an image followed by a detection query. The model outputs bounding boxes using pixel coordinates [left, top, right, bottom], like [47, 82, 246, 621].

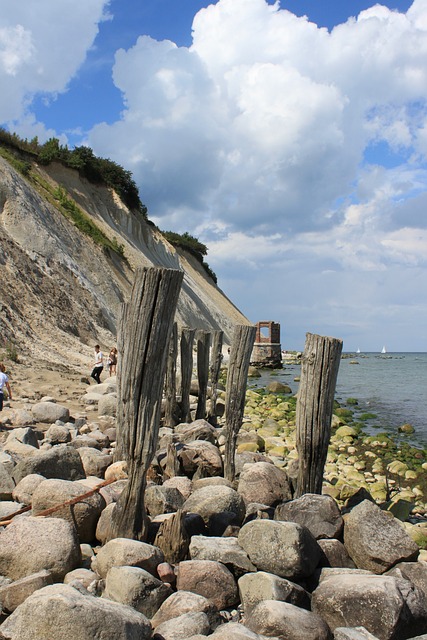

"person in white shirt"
[0, 362, 12, 411]
[90, 345, 104, 384]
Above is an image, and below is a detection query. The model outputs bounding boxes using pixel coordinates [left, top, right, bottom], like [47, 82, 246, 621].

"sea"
[250, 352, 427, 449]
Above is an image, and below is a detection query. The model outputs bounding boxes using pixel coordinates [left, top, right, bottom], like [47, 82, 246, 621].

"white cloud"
[1, 0, 427, 349]
[0, 0, 109, 123]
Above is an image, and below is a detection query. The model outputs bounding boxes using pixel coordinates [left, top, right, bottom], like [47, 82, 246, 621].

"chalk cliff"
[0, 157, 249, 369]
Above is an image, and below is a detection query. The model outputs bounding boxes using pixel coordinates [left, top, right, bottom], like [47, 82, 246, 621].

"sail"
[381, 346, 387, 354]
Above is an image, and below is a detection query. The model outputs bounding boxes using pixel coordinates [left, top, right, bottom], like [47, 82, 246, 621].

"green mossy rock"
[388, 499, 415, 521]
[335, 426, 358, 439]
[398, 423, 415, 434]
[266, 381, 292, 394]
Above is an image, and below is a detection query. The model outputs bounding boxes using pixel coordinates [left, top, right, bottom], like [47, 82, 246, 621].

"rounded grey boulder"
[238, 519, 321, 580]
[0, 583, 151, 640]
[0, 516, 81, 581]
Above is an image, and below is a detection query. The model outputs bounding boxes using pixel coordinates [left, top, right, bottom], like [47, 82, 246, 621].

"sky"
[1, 0, 426, 352]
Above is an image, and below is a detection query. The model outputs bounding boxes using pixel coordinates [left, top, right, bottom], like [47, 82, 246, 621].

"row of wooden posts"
[111, 267, 342, 541]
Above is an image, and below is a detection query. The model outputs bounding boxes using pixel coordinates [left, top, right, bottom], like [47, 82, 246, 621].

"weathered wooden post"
[208, 330, 223, 425]
[164, 322, 178, 427]
[223, 324, 256, 482]
[295, 332, 342, 497]
[110, 267, 183, 541]
[195, 330, 210, 420]
[180, 327, 195, 423]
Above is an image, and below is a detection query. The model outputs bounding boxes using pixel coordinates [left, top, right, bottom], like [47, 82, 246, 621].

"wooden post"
[208, 330, 223, 425]
[110, 267, 183, 541]
[223, 324, 256, 482]
[164, 322, 178, 427]
[180, 327, 195, 423]
[195, 330, 210, 421]
[114, 301, 129, 461]
[295, 332, 343, 497]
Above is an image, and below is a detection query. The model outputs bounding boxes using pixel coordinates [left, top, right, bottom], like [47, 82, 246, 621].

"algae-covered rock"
[398, 423, 415, 434]
[387, 461, 409, 477]
[335, 426, 358, 439]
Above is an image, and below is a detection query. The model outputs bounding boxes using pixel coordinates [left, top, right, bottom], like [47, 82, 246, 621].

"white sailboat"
[356, 347, 361, 354]
[381, 345, 387, 354]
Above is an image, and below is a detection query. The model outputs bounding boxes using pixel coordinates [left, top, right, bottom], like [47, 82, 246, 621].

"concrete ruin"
[250, 321, 282, 368]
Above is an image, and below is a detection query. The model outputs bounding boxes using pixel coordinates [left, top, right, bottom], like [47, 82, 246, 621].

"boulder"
[93, 538, 164, 579]
[77, 447, 112, 477]
[104, 565, 172, 618]
[176, 560, 239, 610]
[238, 461, 292, 506]
[333, 628, 380, 640]
[0, 451, 14, 474]
[191, 476, 233, 491]
[6, 427, 39, 449]
[31, 478, 106, 543]
[183, 485, 246, 535]
[12, 473, 45, 504]
[163, 476, 193, 500]
[209, 622, 262, 638]
[31, 402, 70, 423]
[152, 611, 210, 640]
[238, 570, 311, 614]
[343, 500, 419, 573]
[12, 445, 86, 483]
[151, 590, 219, 629]
[0, 463, 15, 500]
[9, 409, 34, 427]
[275, 493, 343, 539]
[0, 583, 152, 640]
[45, 423, 72, 444]
[245, 599, 331, 640]
[174, 419, 218, 444]
[318, 539, 356, 568]
[97, 393, 117, 417]
[238, 519, 321, 580]
[0, 501, 25, 519]
[70, 433, 102, 449]
[386, 561, 427, 602]
[64, 568, 98, 589]
[189, 535, 256, 578]
[177, 440, 223, 478]
[105, 460, 128, 482]
[145, 484, 185, 517]
[312, 572, 427, 640]
[95, 502, 115, 544]
[0, 516, 81, 581]
[0, 570, 53, 613]
[99, 479, 127, 504]
[267, 381, 292, 394]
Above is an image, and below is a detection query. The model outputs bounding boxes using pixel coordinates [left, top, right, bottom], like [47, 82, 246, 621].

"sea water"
[250, 352, 427, 448]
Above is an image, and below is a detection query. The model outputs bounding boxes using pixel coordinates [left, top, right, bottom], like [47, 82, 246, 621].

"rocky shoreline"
[0, 361, 426, 639]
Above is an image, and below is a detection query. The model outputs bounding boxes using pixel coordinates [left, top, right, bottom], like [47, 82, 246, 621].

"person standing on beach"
[107, 347, 118, 376]
[91, 345, 104, 384]
[0, 362, 12, 411]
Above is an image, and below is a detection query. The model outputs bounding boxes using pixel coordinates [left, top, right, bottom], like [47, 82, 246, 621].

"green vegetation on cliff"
[162, 231, 217, 283]
[0, 128, 146, 216]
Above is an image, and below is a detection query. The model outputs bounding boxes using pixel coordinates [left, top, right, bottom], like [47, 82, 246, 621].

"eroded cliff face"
[0, 157, 249, 368]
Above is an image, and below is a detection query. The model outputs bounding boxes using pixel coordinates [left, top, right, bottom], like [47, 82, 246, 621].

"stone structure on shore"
[250, 321, 282, 369]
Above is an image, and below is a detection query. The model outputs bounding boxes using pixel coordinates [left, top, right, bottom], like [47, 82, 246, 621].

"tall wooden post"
[110, 267, 183, 541]
[195, 330, 210, 420]
[208, 330, 223, 425]
[164, 322, 178, 427]
[180, 327, 195, 423]
[223, 324, 256, 482]
[295, 332, 342, 497]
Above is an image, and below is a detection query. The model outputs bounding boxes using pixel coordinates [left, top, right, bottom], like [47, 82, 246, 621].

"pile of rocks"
[0, 380, 427, 639]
